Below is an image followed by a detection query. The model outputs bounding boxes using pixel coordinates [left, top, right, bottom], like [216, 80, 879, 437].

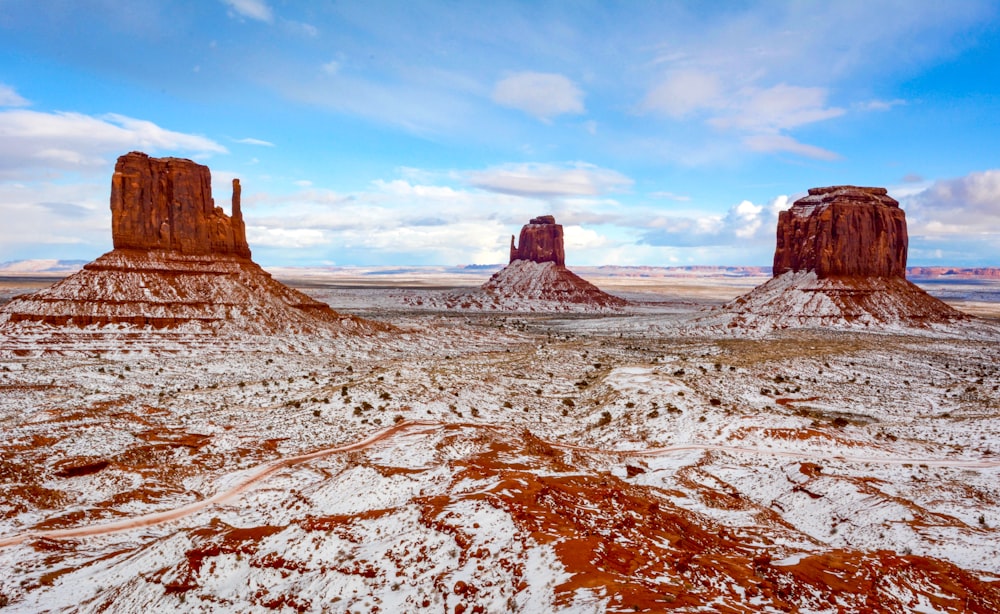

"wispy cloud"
[234, 137, 275, 147]
[0, 110, 226, 176]
[467, 162, 630, 198]
[221, 0, 273, 23]
[855, 99, 907, 112]
[492, 72, 584, 121]
[0, 84, 29, 107]
[743, 134, 841, 161]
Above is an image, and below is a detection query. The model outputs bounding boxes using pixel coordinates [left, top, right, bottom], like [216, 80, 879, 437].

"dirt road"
[1, 419, 996, 548]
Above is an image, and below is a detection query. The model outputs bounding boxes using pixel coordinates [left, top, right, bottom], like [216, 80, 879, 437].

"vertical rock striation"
[0, 152, 383, 338]
[772, 186, 906, 279]
[707, 186, 965, 330]
[510, 215, 566, 266]
[110, 152, 251, 258]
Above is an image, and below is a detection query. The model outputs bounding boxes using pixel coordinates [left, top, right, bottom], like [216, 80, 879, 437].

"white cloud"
[492, 72, 584, 120]
[221, 0, 273, 23]
[856, 98, 907, 112]
[0, 180, 110, 261]
[727, 200, 764, 239]
[467, 162, 632, 197]
[641, 195, 788, 247]
[246, 226, 326, 248]
[743, 134, 841, 161]
[640, 71, 723, 118]
[903, 169, 1000, 235]
[563, 225, 609, 252]
[0, 110, 226, 176]
[321, 60, 341, 76]
[234, 137, 275, 146]
[0, 84, 29, 107]
[707, 84, 845, 132]
[650, 191, 691, 202]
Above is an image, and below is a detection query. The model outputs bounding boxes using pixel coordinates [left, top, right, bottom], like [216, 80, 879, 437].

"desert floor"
[1, 272, 999, 612]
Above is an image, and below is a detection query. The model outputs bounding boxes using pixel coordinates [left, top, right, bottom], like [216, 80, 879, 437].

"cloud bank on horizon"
[1, 1, 999, 267]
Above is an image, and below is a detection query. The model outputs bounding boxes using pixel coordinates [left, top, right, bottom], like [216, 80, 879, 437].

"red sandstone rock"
[0, 151, 385, 337]
[111, 152, 251, 259]
[773, 186, 906, 279]
[709, 185, 965, 330]
[510, 215, 565, 266]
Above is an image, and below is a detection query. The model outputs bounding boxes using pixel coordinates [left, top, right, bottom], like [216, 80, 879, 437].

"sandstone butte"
[0, 152, 378, 336]
[718, 185, 965, 328]
[478, 215, 626, 309]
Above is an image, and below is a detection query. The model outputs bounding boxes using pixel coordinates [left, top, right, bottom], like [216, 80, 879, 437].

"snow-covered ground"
[1, 275, 999, 612]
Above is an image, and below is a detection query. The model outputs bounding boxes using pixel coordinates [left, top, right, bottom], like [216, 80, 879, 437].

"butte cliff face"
[111, 152, 252, 258]
[509, 215, 566, 267]
[711, 186, 964, 330]
[772, 186, 907, 279]
[0, 152, 379, 341]
[477, 215, 625, 310]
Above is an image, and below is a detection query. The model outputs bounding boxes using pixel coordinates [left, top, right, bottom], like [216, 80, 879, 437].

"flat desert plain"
[1, 270, 999, 612]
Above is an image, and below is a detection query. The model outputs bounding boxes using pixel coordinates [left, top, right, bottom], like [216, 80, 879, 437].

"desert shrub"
[598, 411, 612, 426]
[710, 398, 722, 406]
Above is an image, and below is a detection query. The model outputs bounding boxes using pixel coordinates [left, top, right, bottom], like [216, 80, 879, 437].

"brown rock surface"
[708, 185, 966, 330]
[111, 152, 251, 259]
[0, 152, 383, 340]
[510, 215, 566, 266]
[773, 186, 906, 278]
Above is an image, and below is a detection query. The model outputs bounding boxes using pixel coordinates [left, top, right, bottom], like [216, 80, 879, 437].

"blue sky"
[2, 0, 1000, 267]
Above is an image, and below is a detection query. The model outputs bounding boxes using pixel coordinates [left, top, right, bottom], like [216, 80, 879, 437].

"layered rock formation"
[0, 152, 378, 339]
[410, 215, 625, 311]
[710, 186, 965, 330]
[773, 186, 906, 278]
[509, 216, 565, 266]
[111, 152, 251, 258]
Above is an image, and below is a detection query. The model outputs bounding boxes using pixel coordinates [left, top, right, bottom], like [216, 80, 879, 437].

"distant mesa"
[0, 152, 379, 338]
[712, 185, 966, 329]
[454, 215, 626, 311]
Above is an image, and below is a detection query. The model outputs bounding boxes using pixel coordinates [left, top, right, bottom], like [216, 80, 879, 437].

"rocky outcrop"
[404, 215, 624, 312]
[510, 216, 565, 266]
[111, 152, 251, 258]
[773, 186, 906, 278]
[0, 152, 383, 340]
[706, 186, 965, 331]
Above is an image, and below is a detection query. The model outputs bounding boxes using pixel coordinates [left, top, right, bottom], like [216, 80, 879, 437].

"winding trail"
[1, 419, 997, 548]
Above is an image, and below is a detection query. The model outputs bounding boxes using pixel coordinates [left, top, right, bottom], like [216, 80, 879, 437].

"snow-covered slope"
[698, 270, 967, 333]
[404, 260, 627, 312]
[0, 250, 384, 340]
[1, 281, 998, 612]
